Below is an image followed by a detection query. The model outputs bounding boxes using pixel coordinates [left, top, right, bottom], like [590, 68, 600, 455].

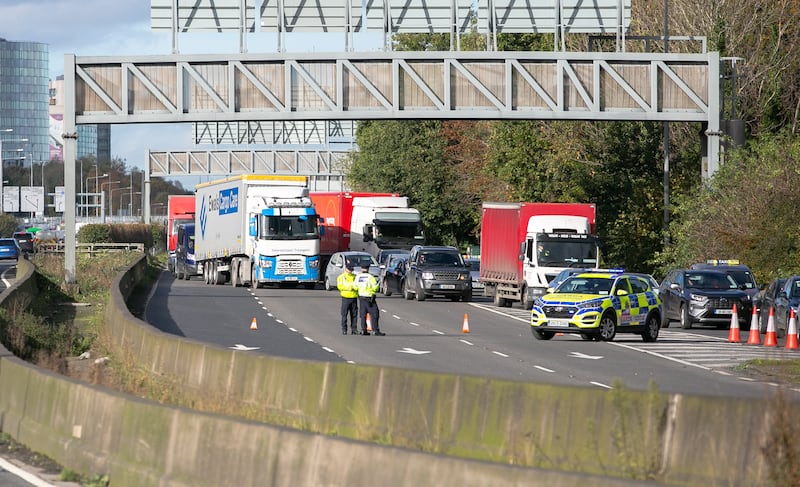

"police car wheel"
[598, 313, 617, 341]
[532, 328, 554, 340]
[641, 313, 660, 342]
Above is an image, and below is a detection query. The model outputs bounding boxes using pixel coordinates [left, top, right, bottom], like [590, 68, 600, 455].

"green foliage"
[78, 224, 111, 243]
[656, 131, 800, 284]
[0, 213, 18, 237]
[350, 120, 475, 246]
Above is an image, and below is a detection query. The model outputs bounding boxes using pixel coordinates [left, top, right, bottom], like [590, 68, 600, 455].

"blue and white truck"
[195, 175, 321, 288]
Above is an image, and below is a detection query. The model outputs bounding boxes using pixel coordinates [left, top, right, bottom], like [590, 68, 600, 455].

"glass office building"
[0, 38, 49, 167]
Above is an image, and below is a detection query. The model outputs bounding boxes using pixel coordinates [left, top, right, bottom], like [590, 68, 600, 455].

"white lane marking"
[469, 303, 530, 323]
[289, 327, 298, 332]
[303, 336, 314, 342]
[262, 306, 268, 310]
[322, 347, 335, 353]
[460, 339, 473, 346]
[534, 365, 555, 373]
[392, 314, 402, 320]
[230, 344, 260, 351]
[492, 351, 509, 358]
[409, 322, 421, 327]
[610, 341, 711, 370]
[0, 456, 55, 487]
[590, 381, 612, 389]
[276, 319, 284, 324]
[570, 351, 603, 360]
[267, 313, 274, 317]
[432, 330, 444, 335]
[398, 347, 432, 355]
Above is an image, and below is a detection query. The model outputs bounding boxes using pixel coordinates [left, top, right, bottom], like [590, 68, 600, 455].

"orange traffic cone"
[250, 317, 258, 331]
[462, 313, 470, 333]
[764, 307, 778, 347]
[727, 304, 740, 343]
[366, 313, 373, 333]
[786, 309, 799, 350]
[746, 307, 761, 345]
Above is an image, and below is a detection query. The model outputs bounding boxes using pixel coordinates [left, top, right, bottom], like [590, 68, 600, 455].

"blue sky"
[0, 0, 380, 183]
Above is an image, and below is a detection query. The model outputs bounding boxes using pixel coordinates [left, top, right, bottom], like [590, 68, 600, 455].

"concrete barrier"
[0, 256, 775, 486]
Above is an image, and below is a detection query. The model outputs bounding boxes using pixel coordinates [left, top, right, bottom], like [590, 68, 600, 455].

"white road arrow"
[570, 351, 603, 360]
[230, 344, 261, 351]
[397, 347, 432, 355]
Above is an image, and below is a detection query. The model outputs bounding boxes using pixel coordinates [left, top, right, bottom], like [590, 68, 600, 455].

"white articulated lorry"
[195, 175, 321, 288]
[348, 196, 426, 258]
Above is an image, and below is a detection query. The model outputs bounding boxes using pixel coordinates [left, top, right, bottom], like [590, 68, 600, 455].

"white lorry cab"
[349, 196, 425, 258]
[195, 175, 321, 288]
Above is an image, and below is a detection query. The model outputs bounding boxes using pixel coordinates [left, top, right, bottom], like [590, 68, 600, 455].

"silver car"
[324, 251, 380, 291]
[465, 258, 483, 292]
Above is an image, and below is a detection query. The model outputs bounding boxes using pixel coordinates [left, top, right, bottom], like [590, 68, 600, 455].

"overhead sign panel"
[359, 0, 456, 33]
[260, 0, 352, 32]
[478, 0, 630, 34]
[151, 0, 257, 32]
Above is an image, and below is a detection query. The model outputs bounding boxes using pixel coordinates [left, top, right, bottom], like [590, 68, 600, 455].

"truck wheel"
[415, 280, 426, 301]
[176, 265, 184, 280]
[598, 312, 617, 341]
[531, 328, 555, 340]
[231, 260, 239, 287]
[184, 268, 190, 280]
[462, 290, 472, 302]
[641, 312, 660, 342]
[251, 266, 260, 289]
[493, 292, 507, 307]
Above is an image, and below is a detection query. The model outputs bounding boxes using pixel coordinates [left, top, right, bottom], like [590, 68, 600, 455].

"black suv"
[659, 269, 751, 330]
[403, 245, 472, 302]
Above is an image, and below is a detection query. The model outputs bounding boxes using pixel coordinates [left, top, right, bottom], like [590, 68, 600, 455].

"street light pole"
[100, 180, 119, 223]
[0, 128, 14, 213]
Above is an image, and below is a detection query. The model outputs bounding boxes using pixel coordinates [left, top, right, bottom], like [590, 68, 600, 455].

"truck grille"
[276, 259, 304, 275]
[433, 271, 462, 280]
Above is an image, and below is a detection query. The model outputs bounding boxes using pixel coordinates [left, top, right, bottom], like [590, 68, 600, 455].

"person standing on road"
[337, 263, 359, 335]
[354, 266, 385, 336]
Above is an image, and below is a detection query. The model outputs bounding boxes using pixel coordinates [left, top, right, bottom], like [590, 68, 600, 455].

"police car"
[530, 271, 662, 342]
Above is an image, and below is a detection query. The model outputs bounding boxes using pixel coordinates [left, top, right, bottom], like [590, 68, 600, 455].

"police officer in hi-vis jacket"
[353, 266, 385, 336]
[336, 263, 359, 335]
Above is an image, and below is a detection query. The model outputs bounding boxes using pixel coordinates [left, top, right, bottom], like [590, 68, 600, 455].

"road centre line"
[492, 351, 509, 358]
[534, 365, 555, 373]
[409, 322, 420, 326]
[591, 381, 612, 389]
[432, 330, 444, 335]
[460, 339, 473, 346]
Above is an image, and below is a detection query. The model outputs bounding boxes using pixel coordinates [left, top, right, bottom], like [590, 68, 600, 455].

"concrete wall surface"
[0, 256, 777, 486]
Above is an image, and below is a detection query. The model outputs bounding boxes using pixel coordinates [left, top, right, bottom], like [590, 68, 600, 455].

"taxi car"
[530, 271, 662, 342]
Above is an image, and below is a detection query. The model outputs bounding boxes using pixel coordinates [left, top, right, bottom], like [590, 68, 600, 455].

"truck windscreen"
[261, 215, 319, 240]
[374, 221, 424, 240]
[534, 239, 598, 267]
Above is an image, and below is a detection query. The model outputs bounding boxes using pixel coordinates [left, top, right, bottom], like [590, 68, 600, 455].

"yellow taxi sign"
[706, 259, 740, 265]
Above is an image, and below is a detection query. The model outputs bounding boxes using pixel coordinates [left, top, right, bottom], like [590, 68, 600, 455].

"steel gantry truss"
[61, 49, 720, 283]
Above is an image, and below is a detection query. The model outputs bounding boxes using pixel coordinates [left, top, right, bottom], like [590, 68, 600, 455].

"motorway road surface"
[146, 271, 800, 400]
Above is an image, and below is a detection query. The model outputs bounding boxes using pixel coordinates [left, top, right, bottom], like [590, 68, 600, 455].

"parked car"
[465, 258, 483, 293]
[763, 276, 800, 337]
[659, 269, 751, 330]
[12, 231, 34, 254]
[380, 254, 409, 296]
[755, 278, 788, 333]
[323, 251, 379, 291]
[403, 245, 472, 302]
[0, 238, 21, 261]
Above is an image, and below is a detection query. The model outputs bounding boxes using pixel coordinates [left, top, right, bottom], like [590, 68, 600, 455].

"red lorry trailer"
[166, 195, 196, 273]
[309, 191, 394, 269]
[480, 202, 599, 309]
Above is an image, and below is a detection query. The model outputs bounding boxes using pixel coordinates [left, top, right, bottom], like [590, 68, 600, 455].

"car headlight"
[422, 271, 434, 279]
[689, 293, 708, 303]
